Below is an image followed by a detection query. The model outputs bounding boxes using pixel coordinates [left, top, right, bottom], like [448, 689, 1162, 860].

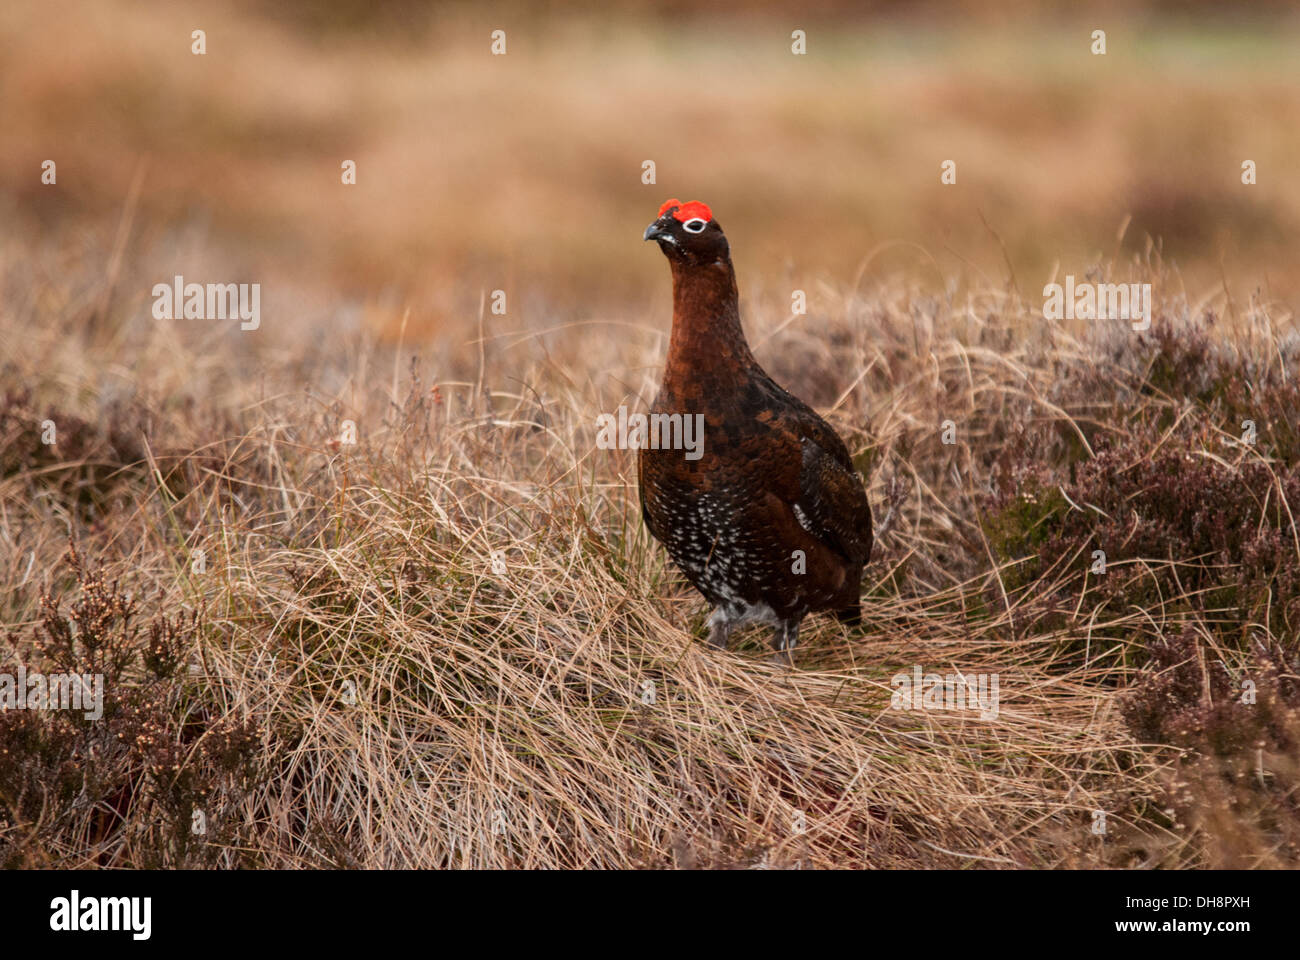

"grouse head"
[643, 199, 729, 267]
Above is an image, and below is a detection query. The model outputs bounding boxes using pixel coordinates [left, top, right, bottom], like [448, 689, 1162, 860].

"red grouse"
[639, 199, 873, 658]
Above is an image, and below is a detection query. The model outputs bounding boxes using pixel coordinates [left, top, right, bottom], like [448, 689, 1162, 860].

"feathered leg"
[769, 618, 800, 665]
[707, 608, 733, 649]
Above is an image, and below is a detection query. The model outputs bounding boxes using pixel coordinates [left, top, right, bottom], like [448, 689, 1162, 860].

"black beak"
[643, 221, 667, 242]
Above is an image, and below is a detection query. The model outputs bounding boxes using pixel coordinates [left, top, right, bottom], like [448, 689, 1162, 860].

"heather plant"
[1, 546, 268, 868]
[983, 320, 1300, 661]
[0, 388, 146, 513]
[1121, 628, 1300, 867]
[978, 318, 1300, 865]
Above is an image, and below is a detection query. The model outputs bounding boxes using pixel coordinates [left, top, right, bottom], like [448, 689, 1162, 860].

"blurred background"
[3, 0, 1298, 338]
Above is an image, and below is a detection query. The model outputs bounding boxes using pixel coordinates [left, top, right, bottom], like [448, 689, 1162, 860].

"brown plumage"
[638, 199, 873, 658]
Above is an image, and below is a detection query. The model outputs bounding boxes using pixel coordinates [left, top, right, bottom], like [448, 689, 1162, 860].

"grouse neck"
[666, 258, 756, 373]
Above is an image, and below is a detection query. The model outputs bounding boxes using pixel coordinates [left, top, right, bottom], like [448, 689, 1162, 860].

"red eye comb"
[657, 199, 713, 222]
[673, 201, 712, 222]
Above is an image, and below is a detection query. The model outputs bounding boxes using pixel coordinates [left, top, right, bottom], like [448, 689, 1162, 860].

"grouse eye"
[682, 218, 707, 234]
